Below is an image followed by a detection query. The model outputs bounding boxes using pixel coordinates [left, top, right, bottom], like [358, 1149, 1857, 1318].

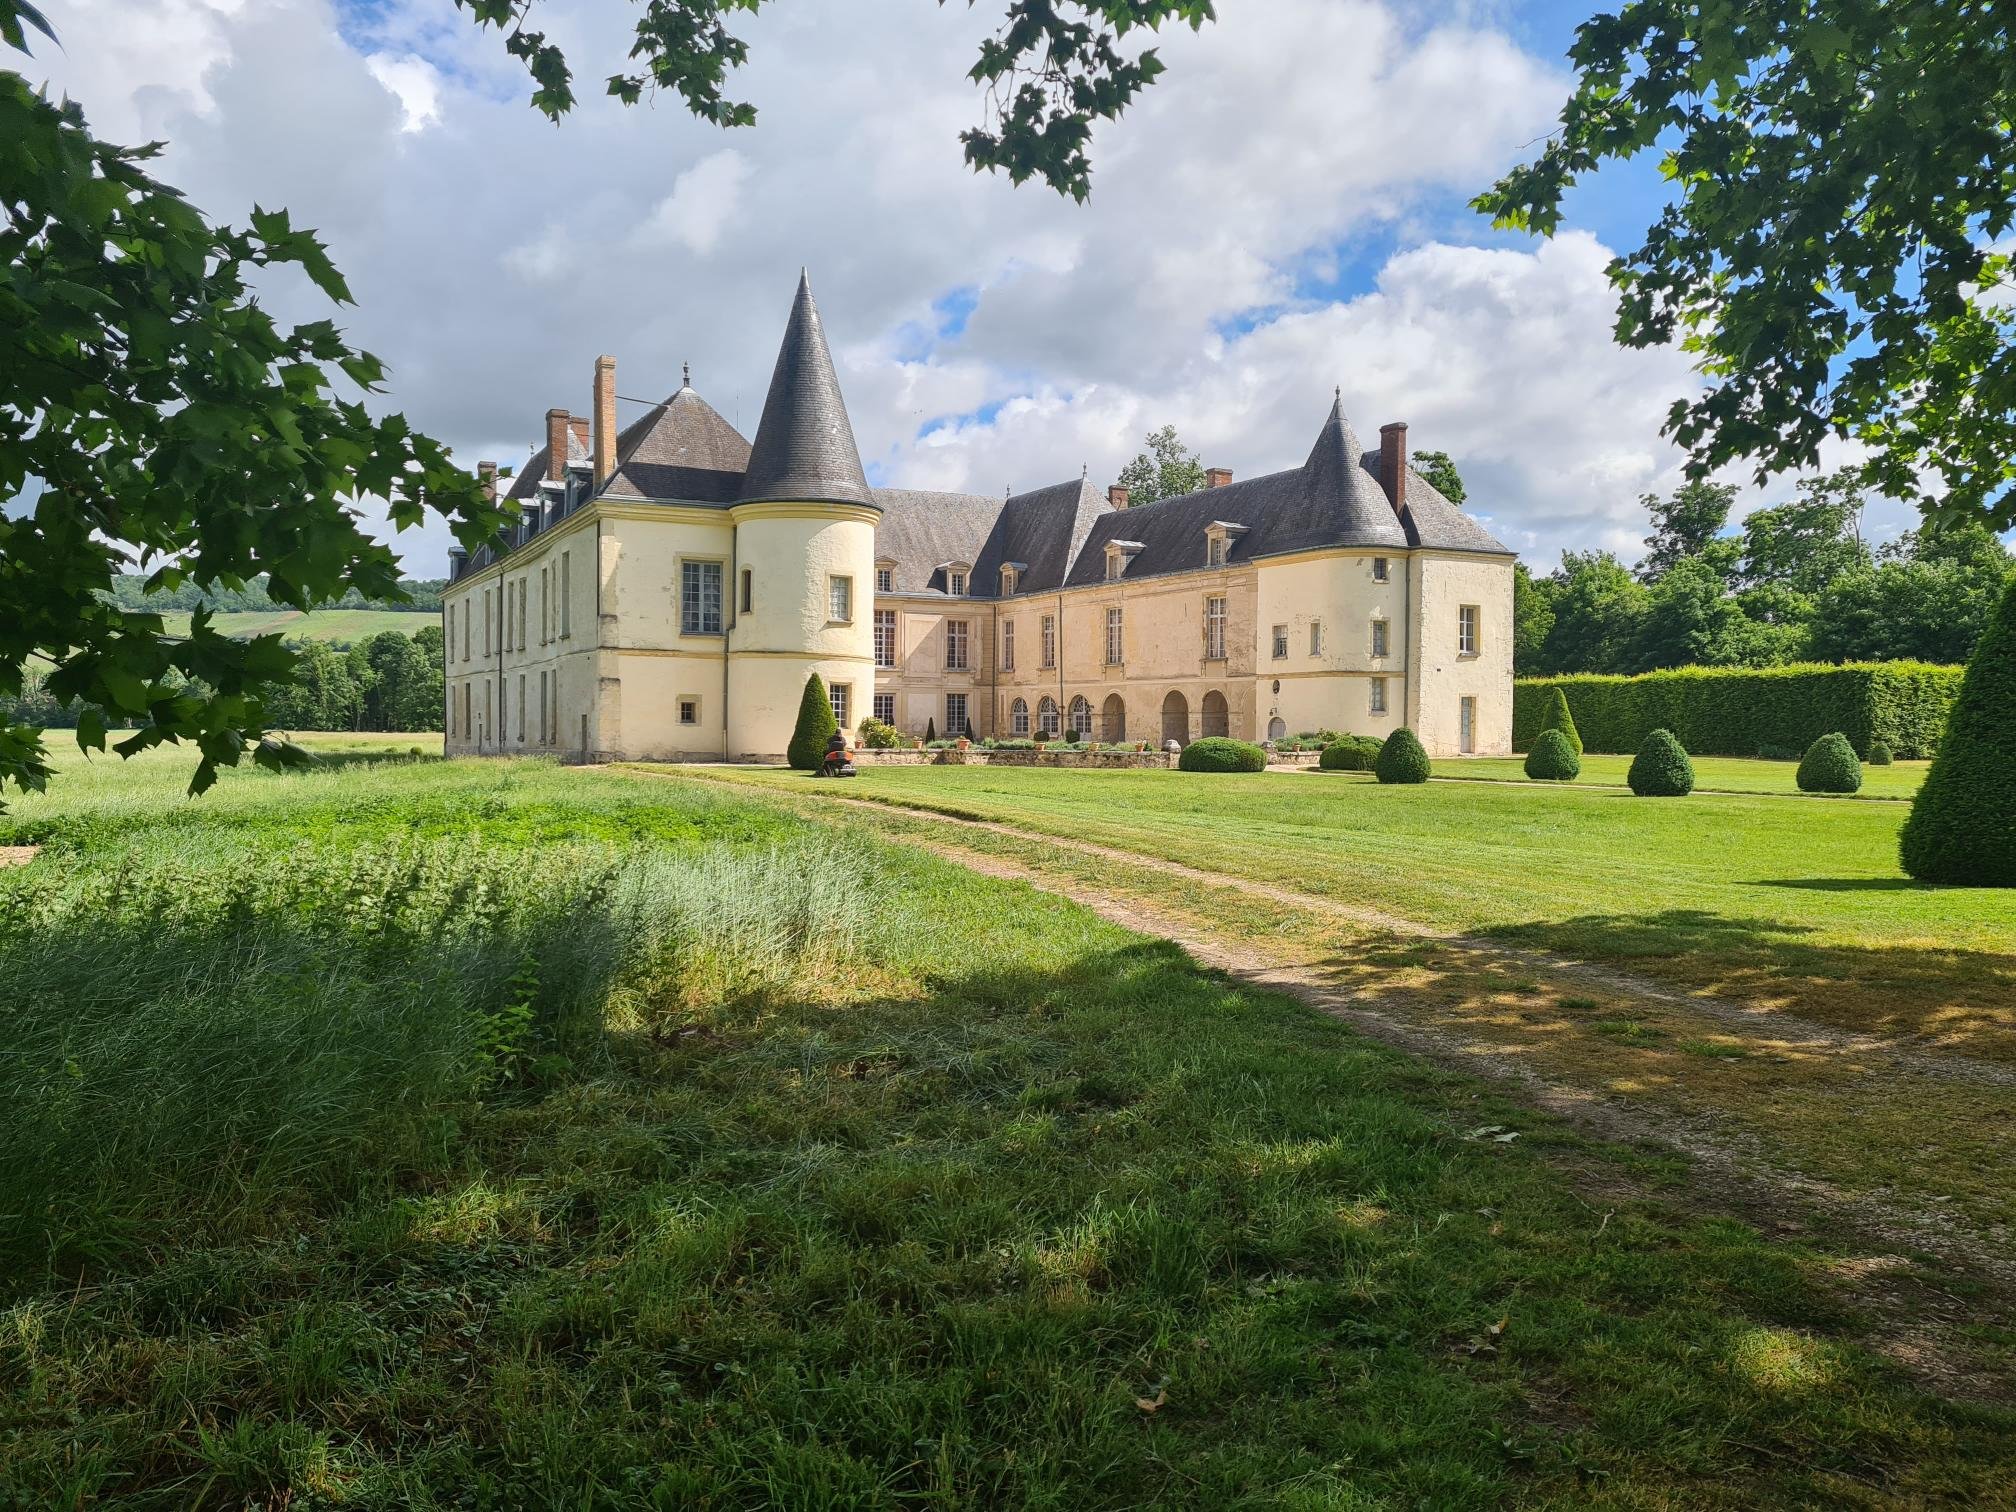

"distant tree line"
[101, 573, 447, 614]
[1514, 473, 2014, 677]
[8, 627, 445, 734]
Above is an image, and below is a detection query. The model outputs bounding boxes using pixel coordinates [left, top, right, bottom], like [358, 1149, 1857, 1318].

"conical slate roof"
[736, 272, 875, 507]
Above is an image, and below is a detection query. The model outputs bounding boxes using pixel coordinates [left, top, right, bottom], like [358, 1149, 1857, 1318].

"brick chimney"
[1205, 467, 1232, 489]
[1378, 421, 1408, 516]
[568, 416, 590, 454]
[1107, 484, 1130, 510]
[545, 408, 569, 482]
[477, 460, 497, 502]
[592, 354, 617, 486]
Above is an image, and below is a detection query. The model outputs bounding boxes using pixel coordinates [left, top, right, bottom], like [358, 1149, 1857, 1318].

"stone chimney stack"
[592, 355, 617, 486]
[477, 461, 497, 502]
[1107, 484, 1130, 510]
[1205, 467, 1232, 489]
[1378, 421, 1408, 516]
[545, 408, 569, 482]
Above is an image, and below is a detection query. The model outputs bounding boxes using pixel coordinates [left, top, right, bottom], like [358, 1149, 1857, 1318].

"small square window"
[875, 566, 893, 593]
[873, 692, 895, 725]
[1370, 677, 1388, 714]
[1372, 557, 1390, 582]
[947, 569, 967, 596]
[1271, 624, 1288, 660]
[1207, 536, 1227, 567]
[1459, 604, 1479, 656]
[678, 697, 700, 726]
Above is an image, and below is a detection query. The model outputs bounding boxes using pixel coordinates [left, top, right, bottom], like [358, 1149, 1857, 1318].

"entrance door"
[1459, 696, 1476, 754]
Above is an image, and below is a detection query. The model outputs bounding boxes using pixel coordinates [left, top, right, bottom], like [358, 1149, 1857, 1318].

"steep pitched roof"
[603, 386, 751, 503]
[973, 478, 1111, 594]
[503, 426, 589, 502]
[736, 272, 874, 507]
[872, 490, 1002, 593]
[1357, 451, 1512, 554]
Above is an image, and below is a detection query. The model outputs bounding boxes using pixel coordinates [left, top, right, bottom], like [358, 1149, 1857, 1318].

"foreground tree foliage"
[1480, 1, 2016, 533]
[1900, 575, 2016, 886]
[451, 0, 1216, 200]
[1, 2, 505, 804]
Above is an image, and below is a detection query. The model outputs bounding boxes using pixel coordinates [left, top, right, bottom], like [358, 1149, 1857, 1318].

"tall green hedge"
[1513, 663, 1961, 760]
[1900, 575, 2016, 885]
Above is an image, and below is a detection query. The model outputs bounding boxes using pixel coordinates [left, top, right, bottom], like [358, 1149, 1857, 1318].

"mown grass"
[152, 608, 440, 641]
[698, 764, 2016, 1063]
[1447, 753, 1928, 800]
[3, 743, 2013, 1506]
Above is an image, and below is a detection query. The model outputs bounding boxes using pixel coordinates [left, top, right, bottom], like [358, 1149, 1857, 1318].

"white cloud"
[632, 149, 753, 255]
[365, 52, 443, 133]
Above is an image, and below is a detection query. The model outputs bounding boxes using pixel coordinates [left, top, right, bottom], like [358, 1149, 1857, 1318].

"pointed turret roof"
[736, 272, 875, 507]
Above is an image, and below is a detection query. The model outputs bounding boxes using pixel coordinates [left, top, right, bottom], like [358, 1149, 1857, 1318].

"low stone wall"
[1267, 751, 1322, 768]
[853, 747, 1176, 769]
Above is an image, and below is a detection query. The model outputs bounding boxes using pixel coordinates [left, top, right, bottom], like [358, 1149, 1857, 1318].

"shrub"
[924, 717, 937, 743]
[1756, 744, 1801, 763]
[786, 673, 837, 771]
[1513, 663, 1962, 759]
[1374, 728, 1431, 784]
[1319, 735, 1384, 771]
[1523, 729, 1580, 782]
[1627, 729, 1694, 796]
[1867, 740, 1894, 765]
[1538, 686, 1582, 756]
[1178, 737, 1267, 773]
[1900, 574, 2016, 885]
[856, 716, 902, 750]
[1796, 732, 1862, 794]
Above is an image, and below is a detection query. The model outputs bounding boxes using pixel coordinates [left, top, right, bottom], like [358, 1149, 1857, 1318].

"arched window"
[1010, 698, 1030, 736]
[1037, 696, 1061, 737]
[1068, 695, 1093, 737]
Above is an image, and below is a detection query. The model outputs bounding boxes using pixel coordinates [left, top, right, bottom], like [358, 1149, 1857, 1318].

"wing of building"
[441, 274, 1517, 761]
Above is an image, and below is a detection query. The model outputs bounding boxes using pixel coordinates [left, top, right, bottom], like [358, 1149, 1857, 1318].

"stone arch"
[1010, 697, 1029, 736]
[1161, 689, 1189, 747]
[1037, 696, 1061, 738]
[1068, 695, 1093, 737]
[1102, 693, 1128, 743]
[1201, 689, 1229, 739]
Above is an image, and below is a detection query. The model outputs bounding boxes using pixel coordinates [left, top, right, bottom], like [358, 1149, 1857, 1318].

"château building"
[441, 275, 1515, 761]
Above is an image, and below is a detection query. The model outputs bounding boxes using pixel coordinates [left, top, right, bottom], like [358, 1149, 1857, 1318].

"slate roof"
[1359, 451, 1511, 553]
[736, 272, 875, 508]
[971, 479, 1110, 595]
[603, 386, 751, 503]
[871, 490, 1002, 593]
[503, 427, 588, 501]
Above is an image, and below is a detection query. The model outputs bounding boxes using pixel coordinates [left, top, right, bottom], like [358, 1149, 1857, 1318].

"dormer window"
[1204, 521, 1248, 568]
[937, 562, 971, 596]
[999, 563, 1021, 596]
[1104, 540, 1146, 581]
[875, 562, 895, 594]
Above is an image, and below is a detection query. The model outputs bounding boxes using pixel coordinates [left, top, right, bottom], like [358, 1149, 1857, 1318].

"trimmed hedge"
[1538, 685, 1582, 756]
[1374, 728, 1431, 784]
[1627, 729, 1694, 796]
[786, 673, 837, 771]
[1900, 574, 2016, 885]
[1796, 733, 1862, 794]
[1523, 728, 1580, 782]
[1513, 663, 1962, 760]
[1178, 737, 1268, 773]
[1867, 740, 1894, 765]
[1319, 735, 1384, 771]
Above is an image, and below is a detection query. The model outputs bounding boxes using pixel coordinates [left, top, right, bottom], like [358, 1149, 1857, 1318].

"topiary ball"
[1627, 728, 1694, 796]
[1523, 728, 1581, 782]
[1374, 728, 1431, 784]
[1178, 737, 1268, 773]
[1866, 740, 1894, 766]
[1319, 735, 1383, 771]
[1796, 732, 1863, 794]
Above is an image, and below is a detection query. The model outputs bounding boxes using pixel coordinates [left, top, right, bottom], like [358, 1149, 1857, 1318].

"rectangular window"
[560, 552, 571, 638]
[518, 579, 528, 651]
[461, 683, 471, 739]
[1459, 604, 1479, 655]
[946, 692, 968, 735]
[482, 590, 491, 656]
[1106, 552, 1122, 582]
[1371, 619, 1389, 658]
[681, 560, 723, 634]
[829, 574, 853, 623]
[874, 609, 896, 667]
[741, 567, 753, 614]
[1372, 556, 1390, 582]
[516, 673, 526, 743]
[873, 692, 895, 725]
[1271, 624, 1287, 660]
[462, 599, 470, 661]
[678, 697, 700, 726]
[1041, 615, 1056, 669]
[1001, 619, 1015, 672]
[539, 670, 549, 744]
[945, 619, 969, 671]
[1000, 567, 1016, 595]
[1309, 620, 1323, 657]
[829, 681, 850, 728]
[1370, 676, 1388, 714]
[1105, 605, 1123, 666]
[948, 570, 967, 596]
[1207, 536, 1227, 567]
[876, 566, 893, 593]
[484, 683, 492, 745]
[540, 567, 549, 644]
[1205, 596, 1227, 660]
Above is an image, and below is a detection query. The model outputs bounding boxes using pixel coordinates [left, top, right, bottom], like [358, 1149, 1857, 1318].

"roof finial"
[1080, 462, 1088, 479]
[682, 360, 691, 389]
[1335, 384, 1342, 401]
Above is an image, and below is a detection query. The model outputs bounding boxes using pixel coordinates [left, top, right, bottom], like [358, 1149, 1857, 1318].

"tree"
[1899, 575, 2016, 885]
[2, 5, 507, 806]
[1411, 450, 1466, 504]
[1738, 473, 1871, 597]
[449, 0, 1217, 201]
[1638, 480, 1734, 581]
[787, 673, 837, 771]
[1537, 552, 1647, 675]
[1116, 424, 1206, 506]
[1538, 685, 1581, 757]
[260, 642, 360, 733]
[1628, 552, 1782, 671]
[1477, 1, 2016, 534]
[1512, 564, 1557, 677]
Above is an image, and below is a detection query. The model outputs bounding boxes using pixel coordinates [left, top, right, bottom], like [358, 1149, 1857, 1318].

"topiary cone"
[1374, 727, 1431, 784]
[787, 672, 838, 771]
[1540, 685, 1582, 756]
[1627, 728, 1694, 796]
[1524, 728, 1580, 782]
[1901, 573, 2016, 884]
[1796, 732, 1862, 795]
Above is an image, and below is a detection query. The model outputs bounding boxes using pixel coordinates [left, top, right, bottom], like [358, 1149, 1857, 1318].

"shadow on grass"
[1751, 878, 1932, 893]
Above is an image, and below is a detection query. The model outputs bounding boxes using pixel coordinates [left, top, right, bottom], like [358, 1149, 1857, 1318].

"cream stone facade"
[443, 277, 1517, 762]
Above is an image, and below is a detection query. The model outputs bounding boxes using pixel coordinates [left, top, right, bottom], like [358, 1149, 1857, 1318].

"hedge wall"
[1512, 663, 1962, 759]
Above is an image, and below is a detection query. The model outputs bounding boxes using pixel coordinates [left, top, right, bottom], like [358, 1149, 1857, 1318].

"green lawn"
[4, 742, 2011, 1504]
[152, 608, 439, 641]
[1448, 752, 1927, 799]
[693, 763, 2016, 1060]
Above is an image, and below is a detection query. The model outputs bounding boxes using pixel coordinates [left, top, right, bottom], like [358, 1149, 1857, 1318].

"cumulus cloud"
[20, 0, 1747, 574]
